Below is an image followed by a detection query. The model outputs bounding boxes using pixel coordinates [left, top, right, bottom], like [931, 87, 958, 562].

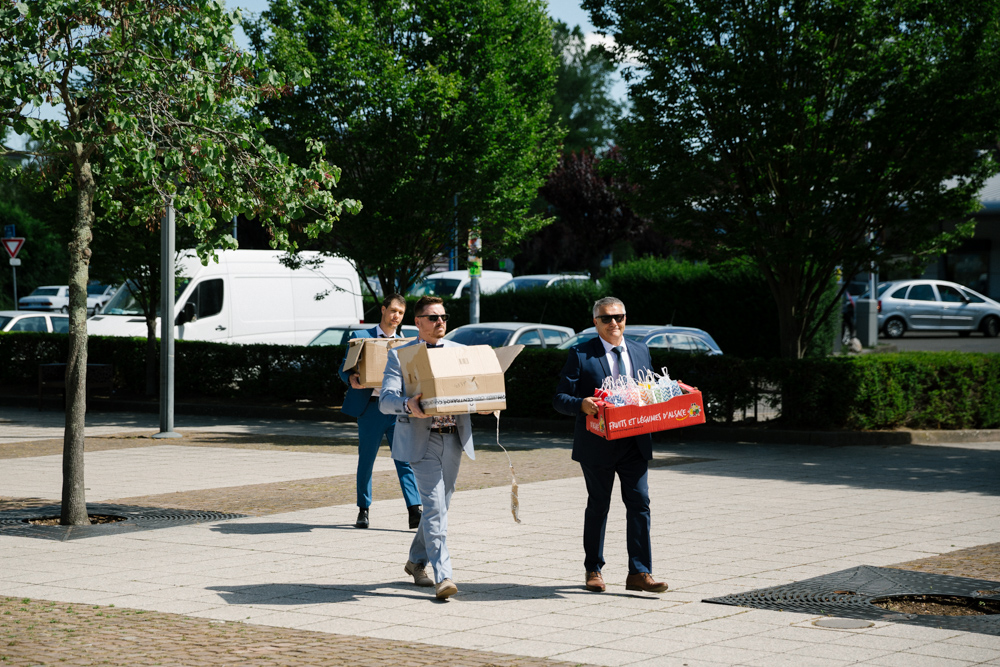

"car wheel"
[883, 317, 906, 339]
[982, 316, 1000, 338]
[60, 306, 68, 314]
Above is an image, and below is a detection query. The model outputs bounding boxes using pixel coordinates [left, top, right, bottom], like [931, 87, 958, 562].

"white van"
[408, 270, 513, 299]
[88, 250, 364, 345]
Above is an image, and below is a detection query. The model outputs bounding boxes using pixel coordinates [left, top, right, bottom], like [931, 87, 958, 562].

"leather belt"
[429, 426, 457, 434]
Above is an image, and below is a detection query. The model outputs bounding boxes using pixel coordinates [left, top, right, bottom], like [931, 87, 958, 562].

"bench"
[38, 363, 114, 410]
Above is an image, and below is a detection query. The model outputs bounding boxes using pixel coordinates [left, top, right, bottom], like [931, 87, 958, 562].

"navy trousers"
[579, 438, 652, 575]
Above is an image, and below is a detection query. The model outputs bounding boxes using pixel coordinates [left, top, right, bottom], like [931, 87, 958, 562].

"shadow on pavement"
[662, 442, 1000, 496]
[208, 522, 412, 535]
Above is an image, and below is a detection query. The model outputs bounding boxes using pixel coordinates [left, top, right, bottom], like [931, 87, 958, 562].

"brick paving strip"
[0, 596, 597, 667]
[2, 432, 999, 665]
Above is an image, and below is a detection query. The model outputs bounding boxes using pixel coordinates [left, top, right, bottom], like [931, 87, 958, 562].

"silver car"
[444, 322, 575, 348]
[871, 279, 1000, 338]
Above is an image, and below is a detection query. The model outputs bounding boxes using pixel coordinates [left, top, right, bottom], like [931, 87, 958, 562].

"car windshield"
[859, 282, 894, 299]
[87, 284, 108, 296]
[308, 329, 355, 346]
[0, 316, 11, 329]
[410, 278, 461, 297]
[445, 327, 513, 347]
[32, 287, 60, 296]
[101, 277, 191, 316]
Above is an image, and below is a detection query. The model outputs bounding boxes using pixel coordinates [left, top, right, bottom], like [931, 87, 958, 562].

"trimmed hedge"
[3, 333, 997, 430]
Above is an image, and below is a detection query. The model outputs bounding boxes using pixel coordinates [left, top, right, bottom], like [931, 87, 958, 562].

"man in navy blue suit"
[339, 294, 422, 529]
[553, 297, 669, 594]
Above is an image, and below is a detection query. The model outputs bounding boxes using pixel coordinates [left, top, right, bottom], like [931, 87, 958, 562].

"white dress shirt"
[599, 336, 631, 380]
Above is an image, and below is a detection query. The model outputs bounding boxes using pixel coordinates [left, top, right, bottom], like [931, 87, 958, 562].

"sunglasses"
[597, 314, 625, 324]
[416, 314, 450, 322]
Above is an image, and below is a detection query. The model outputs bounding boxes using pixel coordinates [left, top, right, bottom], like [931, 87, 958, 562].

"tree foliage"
[549, 21, 624, 153]
[0, 0, 358, 524]
[248, 0, 562, 295]
[584, 0, 1000, 358]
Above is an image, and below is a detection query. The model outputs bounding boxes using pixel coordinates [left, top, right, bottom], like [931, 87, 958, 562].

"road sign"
[2, 225, 13, 238]
[2, 237, 24, 259]
[9, 258, 20, 266]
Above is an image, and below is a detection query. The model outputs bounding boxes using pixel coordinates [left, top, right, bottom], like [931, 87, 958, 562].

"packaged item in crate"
[586, 382, 705, 440]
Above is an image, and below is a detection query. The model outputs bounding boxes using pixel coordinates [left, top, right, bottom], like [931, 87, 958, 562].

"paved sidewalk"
[2, 406, 1000, 666]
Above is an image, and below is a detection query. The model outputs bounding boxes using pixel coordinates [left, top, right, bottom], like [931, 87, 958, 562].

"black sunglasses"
[597, 314, 625, 324]
[416, 314, 450, 322]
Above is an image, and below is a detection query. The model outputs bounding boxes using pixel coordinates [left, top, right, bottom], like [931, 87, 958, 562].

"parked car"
[867, 279, 1000, 338]
[557, 324, 723, 355]
[86, 284, 116, 315]
[443, 322, 575, 348]
[498, 274, 590, 292]
[0, 310, 69, 333]
[17, 285, 70, 312]
[307, 324, 418, 346]
[408, 270, 513, 299]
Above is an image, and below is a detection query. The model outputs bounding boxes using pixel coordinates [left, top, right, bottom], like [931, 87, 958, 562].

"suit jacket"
[553, 336, 654, 465]
[338, 326, 403, 418]
[379, 338, 475, 463]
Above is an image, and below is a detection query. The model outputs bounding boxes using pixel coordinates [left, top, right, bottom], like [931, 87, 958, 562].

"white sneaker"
[404, 560, 434, 587]
[435, 578, 458, 599]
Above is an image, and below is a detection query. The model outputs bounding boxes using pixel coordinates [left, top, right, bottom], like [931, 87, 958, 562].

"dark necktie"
[427, 343, 443, 348]
[612, 345, 625, 379]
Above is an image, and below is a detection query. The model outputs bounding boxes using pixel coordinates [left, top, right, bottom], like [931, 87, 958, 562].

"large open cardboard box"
[342, 337, 414, 388]
[395, 344, 524, 414]
[586, 383, 706, 440]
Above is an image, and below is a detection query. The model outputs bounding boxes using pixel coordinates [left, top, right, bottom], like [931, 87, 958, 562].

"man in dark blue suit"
[553, 297, 669, 594]
[339, 293, 421, 529]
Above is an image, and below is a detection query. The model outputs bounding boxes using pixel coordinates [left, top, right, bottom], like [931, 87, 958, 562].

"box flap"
[493, 344, 524, 373]
[343, 338, 365, 371]
[425, 345, 501, 378]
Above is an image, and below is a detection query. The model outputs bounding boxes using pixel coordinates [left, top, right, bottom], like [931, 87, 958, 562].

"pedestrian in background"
[339, 293, 422, 530]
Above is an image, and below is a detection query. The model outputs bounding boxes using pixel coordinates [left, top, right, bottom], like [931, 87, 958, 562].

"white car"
[0, 310, 69, 333]
[409, 270, 513, 299]
[86, 284, 116, 315]
[18, 285, 70, 312]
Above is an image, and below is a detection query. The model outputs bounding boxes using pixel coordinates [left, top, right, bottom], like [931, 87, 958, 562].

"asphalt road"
[878, 331, 1000, 353]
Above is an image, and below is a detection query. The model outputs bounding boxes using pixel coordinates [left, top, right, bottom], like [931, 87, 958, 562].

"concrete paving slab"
[3, 406, 1000, 666]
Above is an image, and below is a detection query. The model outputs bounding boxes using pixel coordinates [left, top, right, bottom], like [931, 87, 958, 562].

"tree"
[527, 146, 656, 277]
[0, 0, 358, 524]
[550, 21, 625, 154]
[584, 0, 1000, 358]
[247, 0, 562, 296]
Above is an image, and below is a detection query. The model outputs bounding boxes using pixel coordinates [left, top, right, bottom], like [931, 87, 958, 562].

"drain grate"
[704, 565, 1000, 635]
[0, 504, 247, 541]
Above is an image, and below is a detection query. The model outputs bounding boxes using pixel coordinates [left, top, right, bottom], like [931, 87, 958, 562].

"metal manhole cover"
[703, 566, 1000, 635]
[0, 504, 247, 541]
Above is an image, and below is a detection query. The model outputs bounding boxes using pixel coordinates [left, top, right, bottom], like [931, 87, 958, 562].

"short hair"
[382, 293, 406, 309]
[414, 296, 445, 316]
[593, 296, 626, 318]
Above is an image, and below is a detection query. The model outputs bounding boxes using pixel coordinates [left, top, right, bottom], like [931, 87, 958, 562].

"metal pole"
[153, 200, 181, 439]
[11, 266, 16, 311]
[470, 275, 480, 324]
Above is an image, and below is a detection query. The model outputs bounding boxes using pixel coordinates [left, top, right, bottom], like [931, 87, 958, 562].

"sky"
[5, 0, 619, 150]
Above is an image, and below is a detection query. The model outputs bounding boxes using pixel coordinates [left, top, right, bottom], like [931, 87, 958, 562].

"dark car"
[557, 325, 723, 354]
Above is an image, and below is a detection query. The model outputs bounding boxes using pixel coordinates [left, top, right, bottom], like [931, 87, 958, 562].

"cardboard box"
[343, 337, 414, 388]
[395, 344, 524, 415]
[586, 383, 706, 440]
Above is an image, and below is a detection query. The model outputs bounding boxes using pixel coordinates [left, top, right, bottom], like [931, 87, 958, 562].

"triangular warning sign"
[2, 237, 24, 259]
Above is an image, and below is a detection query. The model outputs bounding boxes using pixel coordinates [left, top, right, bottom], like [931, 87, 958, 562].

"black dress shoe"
[407, 504, 422, 529]
[355, 508, 369, 528]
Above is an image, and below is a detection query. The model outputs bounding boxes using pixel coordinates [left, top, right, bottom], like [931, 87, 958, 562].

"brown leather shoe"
[625, 572, 668, 593]
[585, 571, 606, 592]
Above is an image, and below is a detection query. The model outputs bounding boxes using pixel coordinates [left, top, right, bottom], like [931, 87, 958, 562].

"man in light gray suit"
[379, 296, 476, 600]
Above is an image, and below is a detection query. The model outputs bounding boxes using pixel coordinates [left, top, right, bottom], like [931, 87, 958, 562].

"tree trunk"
[61, 154, 96, 526]
[775, 287, 806, 360]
